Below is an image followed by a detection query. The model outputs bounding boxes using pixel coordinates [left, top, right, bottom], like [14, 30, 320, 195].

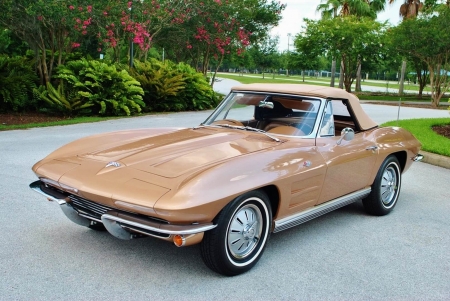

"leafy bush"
[0, 55, 38, 112]
[55, 58, 145, 116]
[33, 81, 94, 116]
[129, 59, 218, 112]
[175, 62, 219, 111]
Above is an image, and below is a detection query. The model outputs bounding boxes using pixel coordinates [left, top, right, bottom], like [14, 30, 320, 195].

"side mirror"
[258, 100, 274, 109]
[337, 127, 355, 145]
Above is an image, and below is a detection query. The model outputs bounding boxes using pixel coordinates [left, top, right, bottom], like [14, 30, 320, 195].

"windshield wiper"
[211, 124, 280, 142]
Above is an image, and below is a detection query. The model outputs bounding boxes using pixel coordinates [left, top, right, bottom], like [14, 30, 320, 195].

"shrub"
[129, 59, 219, 112]
[56, 58, 145, 116]
[33, 81, 94, 116]
[0, 55, 38, 112]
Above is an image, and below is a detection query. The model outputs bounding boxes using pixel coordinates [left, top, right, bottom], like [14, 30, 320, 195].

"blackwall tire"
[200, 190, 272, 276]
[363, 155, 402, 216]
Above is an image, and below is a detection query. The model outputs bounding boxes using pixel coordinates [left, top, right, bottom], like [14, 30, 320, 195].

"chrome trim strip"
[412, 154, 424, 162]
[273, 188, 371, 233]
[101, 213, 217, 236]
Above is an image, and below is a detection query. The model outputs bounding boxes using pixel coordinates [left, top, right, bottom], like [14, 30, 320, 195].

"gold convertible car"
[30, 84, 423, 276]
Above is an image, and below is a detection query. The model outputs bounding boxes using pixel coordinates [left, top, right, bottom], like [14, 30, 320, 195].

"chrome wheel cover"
[227, 203, 263, 259]
[380, 164, 398, 208]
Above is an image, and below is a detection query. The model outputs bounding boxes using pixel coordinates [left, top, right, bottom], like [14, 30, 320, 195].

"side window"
[319, 101, 335, 136]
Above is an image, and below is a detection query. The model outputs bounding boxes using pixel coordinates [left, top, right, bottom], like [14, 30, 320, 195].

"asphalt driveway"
[1, 95, 449, 300]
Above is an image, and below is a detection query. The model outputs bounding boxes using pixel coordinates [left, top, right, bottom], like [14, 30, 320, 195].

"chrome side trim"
[101, 212, 217, 237]
[273, 188, 371, 233]
[412, 154, 424, 162]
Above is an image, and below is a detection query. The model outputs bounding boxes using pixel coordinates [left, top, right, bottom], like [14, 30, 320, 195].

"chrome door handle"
[366, 146, 378, 151]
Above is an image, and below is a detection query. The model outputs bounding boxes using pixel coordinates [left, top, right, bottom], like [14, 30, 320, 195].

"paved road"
[1, 96, 449, 300]
[214, 74, 424, 94]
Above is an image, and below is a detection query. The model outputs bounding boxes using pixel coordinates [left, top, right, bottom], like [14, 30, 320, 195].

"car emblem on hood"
[105, 161, 121, 168]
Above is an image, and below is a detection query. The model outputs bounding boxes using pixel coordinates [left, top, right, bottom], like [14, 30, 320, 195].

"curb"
[420, 151, 450, 169]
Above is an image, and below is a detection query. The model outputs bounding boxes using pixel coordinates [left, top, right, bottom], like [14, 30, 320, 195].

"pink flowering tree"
[1, 0, 95, 84]
[95, 0, 192, 63]
[170, 0, 285, 83]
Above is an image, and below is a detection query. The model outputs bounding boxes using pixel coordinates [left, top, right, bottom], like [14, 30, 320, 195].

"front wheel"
[363, 155, 402, 216]
[200, 190, 272, 276]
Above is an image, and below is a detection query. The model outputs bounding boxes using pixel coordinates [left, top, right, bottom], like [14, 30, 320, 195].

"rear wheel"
[363, 155, 402, 216]
[201, 190, 272, 276]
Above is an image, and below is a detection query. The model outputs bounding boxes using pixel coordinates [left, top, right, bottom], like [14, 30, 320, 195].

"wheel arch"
[258, 185, 280, 219]
[391, 150, 407, 172]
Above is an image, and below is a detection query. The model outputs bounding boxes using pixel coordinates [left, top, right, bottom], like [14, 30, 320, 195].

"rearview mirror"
[258, 100, 274, 109]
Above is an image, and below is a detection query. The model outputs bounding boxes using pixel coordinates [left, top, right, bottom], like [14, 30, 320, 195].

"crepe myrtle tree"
[390, 8, 450, 107]
[96, 0, 193, 64]
[0, 0, 97, 84]
[175, 0, 284, 82]
[297, 16, 386, 92]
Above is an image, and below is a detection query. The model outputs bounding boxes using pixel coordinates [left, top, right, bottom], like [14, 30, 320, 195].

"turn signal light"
[173, 235, 185, 247]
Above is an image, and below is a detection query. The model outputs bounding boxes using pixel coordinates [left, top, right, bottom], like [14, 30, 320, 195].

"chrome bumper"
[412, 154, 424, 162]
[29, 180, 216, 241]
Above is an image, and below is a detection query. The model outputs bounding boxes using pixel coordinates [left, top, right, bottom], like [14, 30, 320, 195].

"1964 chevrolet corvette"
[30, 84, 423, 276]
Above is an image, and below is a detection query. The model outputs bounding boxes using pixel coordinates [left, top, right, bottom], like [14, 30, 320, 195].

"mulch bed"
[0, 113, 67, 126]
[432, 124, 450, 139]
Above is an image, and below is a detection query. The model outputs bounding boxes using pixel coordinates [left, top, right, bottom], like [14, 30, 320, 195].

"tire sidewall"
[217, 191, 272, 273]
[379, 159, 401, 210]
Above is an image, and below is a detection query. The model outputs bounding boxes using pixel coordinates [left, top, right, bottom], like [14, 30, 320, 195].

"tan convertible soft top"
[231, 83, 378, 131]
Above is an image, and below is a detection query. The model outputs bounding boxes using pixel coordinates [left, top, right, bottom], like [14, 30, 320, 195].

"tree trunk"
[398, 61, 407, 96]
[210, 54, 224, 88]
[339, 60, 344, 89]
[330, 60, 336, 87]
[355, 62, 362, 92]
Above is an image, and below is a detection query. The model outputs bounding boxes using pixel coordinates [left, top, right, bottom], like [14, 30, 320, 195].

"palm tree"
[390, 0, 423, 19]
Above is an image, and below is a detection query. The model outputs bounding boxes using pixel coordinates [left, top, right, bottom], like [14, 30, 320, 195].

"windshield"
[203, 92, 321, 136]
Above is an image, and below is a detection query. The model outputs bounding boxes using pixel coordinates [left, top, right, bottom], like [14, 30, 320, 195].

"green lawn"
[0, 116, 118, 131]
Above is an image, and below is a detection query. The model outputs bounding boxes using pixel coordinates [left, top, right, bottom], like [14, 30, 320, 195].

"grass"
[381, 118, 450, 157]
[0, 116, 119, 131]
[217, 72, 435, 93]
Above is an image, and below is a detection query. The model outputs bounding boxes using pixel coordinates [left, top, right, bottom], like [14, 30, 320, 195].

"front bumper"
[29, 180, 216, 242]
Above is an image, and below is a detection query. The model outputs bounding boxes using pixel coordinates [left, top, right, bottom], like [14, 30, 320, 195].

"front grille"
[68, 195, 114, 219]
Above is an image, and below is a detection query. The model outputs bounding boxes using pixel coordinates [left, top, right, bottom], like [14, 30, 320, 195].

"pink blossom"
[72, 42, 81, 48]
[78, 6, 83, 11]
[87, 5, 92, 13]
[98, 48, 102, 52]
[82, 30, 87, 35]
[69, 5, 74, 10]
[103, 11, 108, 16]
[76, 18, 81, 24]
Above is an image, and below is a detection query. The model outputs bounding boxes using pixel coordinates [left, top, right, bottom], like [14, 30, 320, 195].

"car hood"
[79, 128, 280, 178]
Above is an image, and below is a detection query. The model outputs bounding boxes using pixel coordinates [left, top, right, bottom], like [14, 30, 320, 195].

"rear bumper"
[29, 180, 216, 241]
